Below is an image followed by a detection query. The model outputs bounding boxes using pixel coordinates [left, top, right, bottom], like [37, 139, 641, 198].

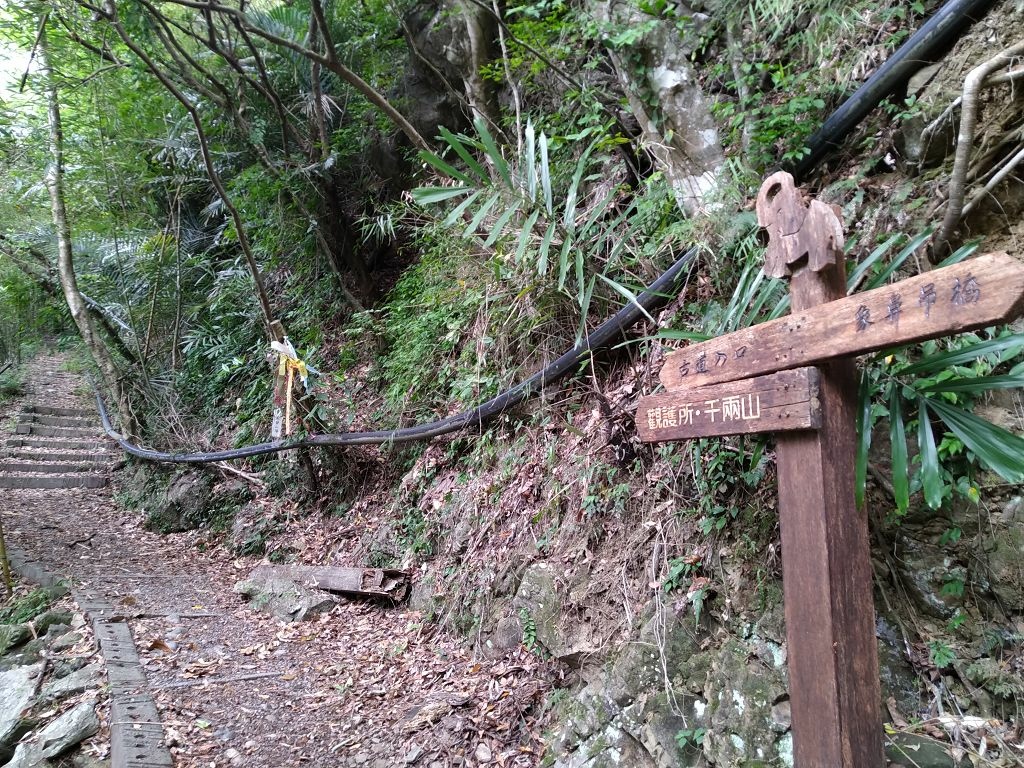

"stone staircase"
[2, 405, 112, 489]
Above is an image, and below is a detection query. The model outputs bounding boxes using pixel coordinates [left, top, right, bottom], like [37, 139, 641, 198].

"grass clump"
[375, 226, 493, 420]
[0, 370, 24, 403]
[0, 585, 62, 625]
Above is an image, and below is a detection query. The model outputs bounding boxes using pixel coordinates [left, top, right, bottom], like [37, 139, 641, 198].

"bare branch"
[96, 0, 277, 334]
[934, 39, 1024, 259]
[158, 0, 429, 150]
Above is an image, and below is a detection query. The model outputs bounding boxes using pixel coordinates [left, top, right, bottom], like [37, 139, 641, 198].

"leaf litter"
[2, 353, 557, 767]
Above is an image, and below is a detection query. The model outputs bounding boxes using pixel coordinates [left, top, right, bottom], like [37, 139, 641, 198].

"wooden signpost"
[636, 171, 1024, 767]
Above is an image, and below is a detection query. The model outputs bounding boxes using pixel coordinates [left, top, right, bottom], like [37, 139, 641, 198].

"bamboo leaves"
[889, 386, 910, 513]
[843, 227, 1024, 513]
[916, 398, 944, 509]
[926, 398, 1024, 484]
[413, 118, 646, 336]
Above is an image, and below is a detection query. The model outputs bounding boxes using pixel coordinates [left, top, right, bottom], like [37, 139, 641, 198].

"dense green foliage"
[0, 0, 1017, 525]
[0, 0, 1017, 521]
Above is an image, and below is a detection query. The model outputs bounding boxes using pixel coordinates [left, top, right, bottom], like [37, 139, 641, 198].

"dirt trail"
[2, 353, 551, 768]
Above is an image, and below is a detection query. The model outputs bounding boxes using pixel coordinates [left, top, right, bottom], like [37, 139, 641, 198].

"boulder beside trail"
[4, 702, 100, 768]
[0, 624, 31, 656]
[0, 663, 44, 749]
[234, 572, 337, 622]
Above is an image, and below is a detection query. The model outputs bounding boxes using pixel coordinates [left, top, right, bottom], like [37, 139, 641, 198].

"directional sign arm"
[659, 252, 1024, 390]
[636, 368, 821, 442]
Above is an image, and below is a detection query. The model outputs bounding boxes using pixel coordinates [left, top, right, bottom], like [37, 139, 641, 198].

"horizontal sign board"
[660, 253, 1024, 390]
[636, 367, 820, 442]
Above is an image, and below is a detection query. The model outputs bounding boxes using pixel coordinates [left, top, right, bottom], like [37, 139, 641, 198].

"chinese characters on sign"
[676, 345, 748, 379]
[677, 274, 984, 368]
[658, 254, 1022, 394]
[646, 393, 762, 431]
[856, 274, 979, 333]
[915, 273, 980, 321]
[637, 368, 820, 441]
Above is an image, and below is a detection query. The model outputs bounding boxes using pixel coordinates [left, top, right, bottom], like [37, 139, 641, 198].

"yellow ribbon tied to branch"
[270, 339, 316, 439]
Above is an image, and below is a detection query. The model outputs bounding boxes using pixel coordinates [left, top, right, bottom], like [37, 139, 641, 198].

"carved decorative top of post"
[756, 171, 845, 279]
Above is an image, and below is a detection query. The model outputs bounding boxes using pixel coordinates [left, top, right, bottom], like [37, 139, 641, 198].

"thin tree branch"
[934, 39, 1024, 259]
[308, 14, 331, 162]
[52, 13, 127, 67]
[41, 25, 140, 439]
[97, 0, 276, 335]
[159, 0, 429, 150]
[230, 17, 299, 155]
[961, 142, 1024, 218]
[18, 12, 49, 93]
[138, 0, 231, 107]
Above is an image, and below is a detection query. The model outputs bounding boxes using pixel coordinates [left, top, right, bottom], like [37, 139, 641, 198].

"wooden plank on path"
[659, 252, 1024, 390]
[636, 367, 820, 441]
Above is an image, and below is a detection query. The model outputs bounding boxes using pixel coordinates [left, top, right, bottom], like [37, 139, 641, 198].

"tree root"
[961, 142, 1024, 219]
[933, 40, 1024, 261]
[920, 67, 1024, 149]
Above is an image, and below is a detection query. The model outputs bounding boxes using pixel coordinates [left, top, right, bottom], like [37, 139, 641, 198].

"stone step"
[0, 472, 107, 489]
[14, 424, 99, 438]
[0, 461, 105, 474]
[23, 405, 94, 418]
[6, 450, 112, 464]
[7, 438, 110, 451]
[18, 413, 96, 429]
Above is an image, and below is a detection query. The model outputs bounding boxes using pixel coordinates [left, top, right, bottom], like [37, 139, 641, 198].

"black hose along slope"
[96, 0, 997, 463]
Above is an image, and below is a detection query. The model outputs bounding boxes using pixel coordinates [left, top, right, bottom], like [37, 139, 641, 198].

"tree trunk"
[596, 2, 725, 215]
[457, 0, 499, 129]
[41, 29, 139, 438]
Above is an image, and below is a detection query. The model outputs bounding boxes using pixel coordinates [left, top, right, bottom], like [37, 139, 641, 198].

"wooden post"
[760, 172, 883, 766]
[638, 173, 1024, 766]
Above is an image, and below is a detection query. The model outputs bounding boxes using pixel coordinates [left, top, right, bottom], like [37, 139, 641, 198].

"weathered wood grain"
[773, 246, 883, 767]
[660, 252, 1024, 390]
[757, 171, 845, 278]
[635, 367, 820, 441]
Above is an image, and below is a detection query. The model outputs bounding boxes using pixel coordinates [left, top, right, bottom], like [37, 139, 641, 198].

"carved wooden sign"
[636, 367, 820, 441]
[635, 171, 1024, 768]
[659, 251, 1024, 391]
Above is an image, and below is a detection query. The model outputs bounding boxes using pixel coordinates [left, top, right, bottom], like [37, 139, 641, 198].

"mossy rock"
[885, 733, 970, 767]
[234, 573, 336, 622]
[145, 469, 216, 532]
[0, 625, 31, 657]
[0, 638, 46, 673]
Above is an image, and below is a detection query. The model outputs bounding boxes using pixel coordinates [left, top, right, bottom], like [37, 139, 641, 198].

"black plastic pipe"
[791, 0, 997, 181]
[97, 0, 995, 463]
[96, 247, 698, 462]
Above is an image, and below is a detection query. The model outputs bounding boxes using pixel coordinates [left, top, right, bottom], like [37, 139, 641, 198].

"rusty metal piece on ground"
[253, 564, 410, 602]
